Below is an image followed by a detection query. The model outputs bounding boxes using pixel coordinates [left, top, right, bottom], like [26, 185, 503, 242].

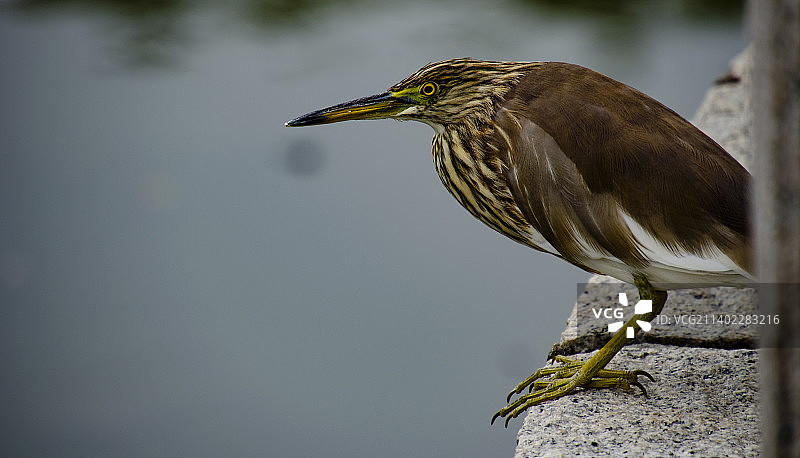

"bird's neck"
[432, 124, 533, 247]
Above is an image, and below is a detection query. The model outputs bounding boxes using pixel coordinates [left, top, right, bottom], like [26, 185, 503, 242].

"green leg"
[491, 274, 667, 427]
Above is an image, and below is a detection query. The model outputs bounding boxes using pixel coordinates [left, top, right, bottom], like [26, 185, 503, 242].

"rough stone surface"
[515, 345, 760, 458]
[514, 49, 761, 457]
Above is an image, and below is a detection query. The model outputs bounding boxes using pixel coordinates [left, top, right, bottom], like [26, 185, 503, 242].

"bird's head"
[286, 58, 536, 130]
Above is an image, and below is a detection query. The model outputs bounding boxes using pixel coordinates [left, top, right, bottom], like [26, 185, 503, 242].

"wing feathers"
[494, 63, 752, 278]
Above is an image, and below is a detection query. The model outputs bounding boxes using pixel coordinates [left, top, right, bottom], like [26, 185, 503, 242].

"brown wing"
[494, 62, 751, 272]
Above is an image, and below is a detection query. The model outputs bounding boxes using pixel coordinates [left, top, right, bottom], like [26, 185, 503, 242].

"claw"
[633, 369, 655, 382]
[492, 358, 656, 426]
[631, 380, 648, 397]
[493, 276, 667, 426]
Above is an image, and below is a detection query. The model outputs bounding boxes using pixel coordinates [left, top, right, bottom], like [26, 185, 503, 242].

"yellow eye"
[420, 82, 438, 96]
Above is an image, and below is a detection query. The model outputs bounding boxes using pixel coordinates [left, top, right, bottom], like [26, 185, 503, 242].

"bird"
[285, 58, 753, 427]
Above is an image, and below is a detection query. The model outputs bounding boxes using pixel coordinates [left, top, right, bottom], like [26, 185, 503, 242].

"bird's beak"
[285, 92, 415, 127]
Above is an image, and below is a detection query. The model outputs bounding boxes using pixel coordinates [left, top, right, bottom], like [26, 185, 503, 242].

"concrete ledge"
[514, 48, 761, 457]
[516, 345, 760, 458]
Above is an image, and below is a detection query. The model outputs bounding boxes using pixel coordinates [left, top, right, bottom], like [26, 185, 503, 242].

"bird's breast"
[431, 129, 551, 251]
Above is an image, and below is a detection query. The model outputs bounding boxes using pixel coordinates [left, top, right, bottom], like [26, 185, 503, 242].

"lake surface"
[1, 1, 745, 456]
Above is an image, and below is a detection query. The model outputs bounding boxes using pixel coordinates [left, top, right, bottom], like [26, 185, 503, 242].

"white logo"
[607, 293, 652, 338]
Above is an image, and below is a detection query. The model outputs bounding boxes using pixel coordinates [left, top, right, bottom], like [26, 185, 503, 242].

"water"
[0, 1, 745, 456]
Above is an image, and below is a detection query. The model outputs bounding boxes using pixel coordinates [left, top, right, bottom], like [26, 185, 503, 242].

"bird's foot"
[490, 355, 654, 427]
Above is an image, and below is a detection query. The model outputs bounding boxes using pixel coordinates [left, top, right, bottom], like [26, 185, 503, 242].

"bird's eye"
[420, 82, 438, 96]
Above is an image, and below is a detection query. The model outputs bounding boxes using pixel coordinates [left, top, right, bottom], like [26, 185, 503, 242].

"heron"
[286, 58, 753, 427]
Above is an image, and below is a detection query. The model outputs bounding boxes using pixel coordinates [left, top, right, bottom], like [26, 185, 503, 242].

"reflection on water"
[523, 0, 741, 20]
[11, 0, 189, 66]
[9, 0, 743, 68]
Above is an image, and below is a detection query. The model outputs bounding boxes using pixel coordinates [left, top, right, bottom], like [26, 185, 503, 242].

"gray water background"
[1, 1, 745, 456]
